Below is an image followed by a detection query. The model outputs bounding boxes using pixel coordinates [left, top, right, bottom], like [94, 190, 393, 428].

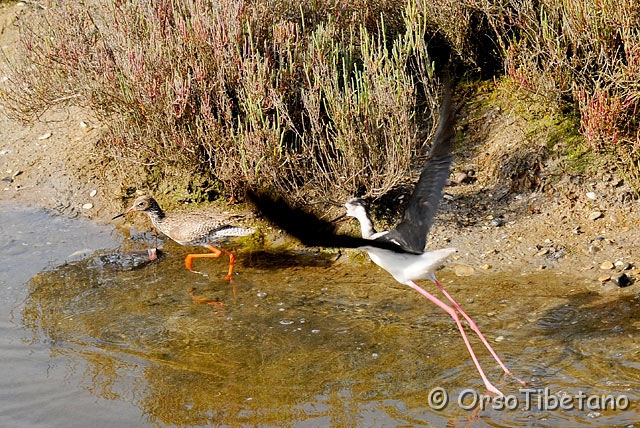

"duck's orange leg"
[184, 245, 236, 281]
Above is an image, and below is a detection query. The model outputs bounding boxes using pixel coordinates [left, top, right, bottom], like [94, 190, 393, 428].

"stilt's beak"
[112, 206, 134, 220]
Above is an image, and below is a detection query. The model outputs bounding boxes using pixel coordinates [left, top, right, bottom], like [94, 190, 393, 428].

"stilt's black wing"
[247, 190, 406, 253]
[380, 81, 456, 253]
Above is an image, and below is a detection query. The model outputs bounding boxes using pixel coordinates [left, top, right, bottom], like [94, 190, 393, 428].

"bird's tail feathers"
[216, 226, 255, 237]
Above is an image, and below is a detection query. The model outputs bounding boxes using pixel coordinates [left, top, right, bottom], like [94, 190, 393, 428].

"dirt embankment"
[0, 2, 639, 291]
[2, 96, 639, 291]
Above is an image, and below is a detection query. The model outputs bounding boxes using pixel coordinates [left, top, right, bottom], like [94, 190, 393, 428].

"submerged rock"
[454, 265, 475, 277]
[94, 248, 164, 271]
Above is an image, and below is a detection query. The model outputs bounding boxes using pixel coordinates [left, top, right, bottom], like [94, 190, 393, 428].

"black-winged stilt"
[248, 81, 524, 395]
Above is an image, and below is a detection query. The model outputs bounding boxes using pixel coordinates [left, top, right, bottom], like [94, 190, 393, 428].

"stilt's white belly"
[364, 247, 457, 285]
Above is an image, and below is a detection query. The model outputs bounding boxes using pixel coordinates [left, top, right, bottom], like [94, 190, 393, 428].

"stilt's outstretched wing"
[380, 81, 456, 253]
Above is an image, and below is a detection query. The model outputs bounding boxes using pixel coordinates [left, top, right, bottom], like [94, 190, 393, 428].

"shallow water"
[1, 200, 638, 427]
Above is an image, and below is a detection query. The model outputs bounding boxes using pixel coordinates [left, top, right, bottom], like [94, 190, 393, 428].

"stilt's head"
[344, 198, 368, 218]
[344, 197, 377, 239]
[112, 195, 163, 220]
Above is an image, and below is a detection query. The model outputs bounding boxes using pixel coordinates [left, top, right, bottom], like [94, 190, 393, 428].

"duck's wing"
[247, 190, 406, 253]
[381, 81, 456, 253]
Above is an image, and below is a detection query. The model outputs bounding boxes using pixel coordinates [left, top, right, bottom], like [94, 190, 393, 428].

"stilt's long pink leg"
[432, 277, 526, 386]
[407, 281, 504, 396]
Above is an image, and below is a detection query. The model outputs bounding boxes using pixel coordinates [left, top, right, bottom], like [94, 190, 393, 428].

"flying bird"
[248, 81, 524, 395]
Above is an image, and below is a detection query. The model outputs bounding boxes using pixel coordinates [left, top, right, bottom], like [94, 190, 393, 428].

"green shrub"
[1, 0, 441, 204]
[3, 0, 639, 203]
[499, 0, 639, 151]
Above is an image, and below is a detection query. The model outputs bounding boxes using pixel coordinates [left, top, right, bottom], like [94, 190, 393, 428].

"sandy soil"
[1, 2, 639, 292]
